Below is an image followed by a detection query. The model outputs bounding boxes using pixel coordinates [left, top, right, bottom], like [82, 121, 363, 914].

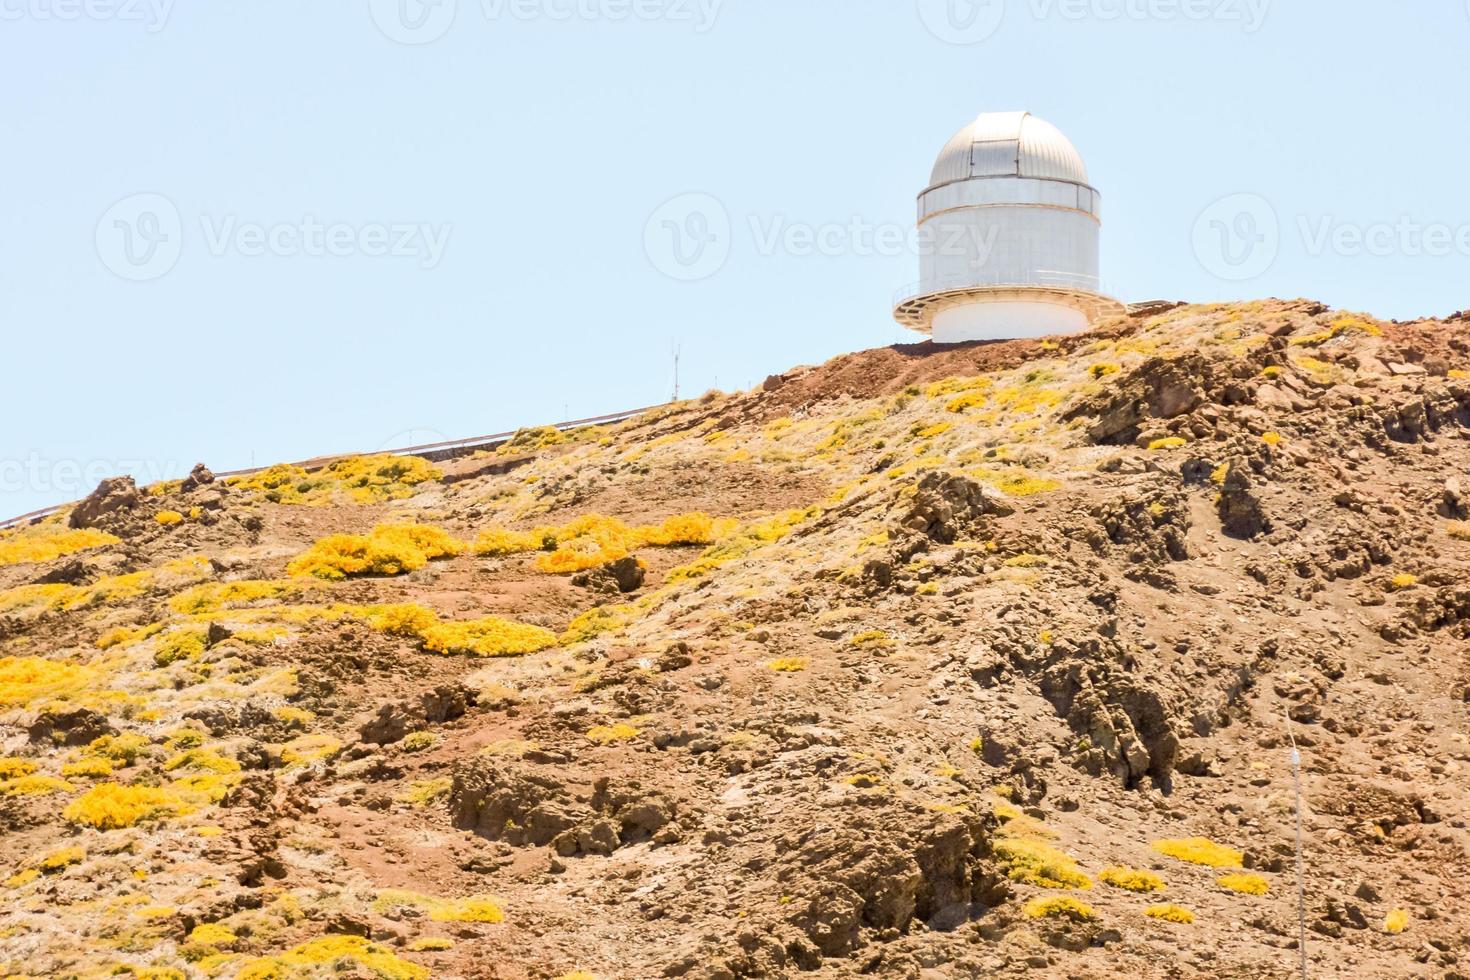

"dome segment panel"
[930, 123, 979, 186]
[1015, 115, 1088, 183]
[925, 111, 1090, 188]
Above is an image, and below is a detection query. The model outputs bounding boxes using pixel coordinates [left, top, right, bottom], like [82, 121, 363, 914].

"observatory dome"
[894, 110, 1122, 344]
[929, 111, 1090, 187]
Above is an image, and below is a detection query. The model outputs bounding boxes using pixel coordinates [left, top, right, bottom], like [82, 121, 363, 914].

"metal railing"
[893, 269, 1110, 307]
[0, 404, 664, 531]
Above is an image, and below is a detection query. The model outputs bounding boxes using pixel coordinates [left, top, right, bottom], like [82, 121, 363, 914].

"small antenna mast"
[671, 343, 682, 402]
[1283, 705, 1308, 980]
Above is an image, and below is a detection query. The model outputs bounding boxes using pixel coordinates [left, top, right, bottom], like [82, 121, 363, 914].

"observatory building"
[893, 111, 1123, 344]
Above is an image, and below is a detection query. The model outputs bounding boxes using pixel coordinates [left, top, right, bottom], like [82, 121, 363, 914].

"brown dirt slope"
[1, 299, 1469, 979]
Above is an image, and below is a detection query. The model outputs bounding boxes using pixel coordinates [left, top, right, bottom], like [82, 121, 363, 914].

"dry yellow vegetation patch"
[0, 525, 118, 567]
[1151, 837, 1243, 869]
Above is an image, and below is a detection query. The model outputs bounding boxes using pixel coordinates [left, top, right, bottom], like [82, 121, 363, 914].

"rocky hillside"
[1, 300, 1468, 980]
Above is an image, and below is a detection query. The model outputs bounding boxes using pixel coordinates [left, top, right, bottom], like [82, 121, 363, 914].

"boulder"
[68, 476, 139, 529]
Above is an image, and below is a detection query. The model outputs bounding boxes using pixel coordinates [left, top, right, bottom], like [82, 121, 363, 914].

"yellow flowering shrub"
[911, 421, 953, 439]
[560, 604, 637, 644]
[6, 868, 40, 888]
[38, 846, 85, 872]
[164, 748, 240, 774]
[1022, 895, 1097, 921]
[1383, 908, 1409, 934]
[420, 617, 557, 657]
[327, 454, 442, 503]
[0, 758, 37, 779]
[994, 838, 1092, 890]
[62, 756, 115, 778]
[1148, 437, 1188, 450]
[0, 525, 118, 568]
[1216, 872, 1269, 895]
[473, 527, 551, 556]
[228, 454, 440, 506]
[170, 580, 306, 615]
[945, 391, 989, 414]
[374, 889, 505, 924]
[534, 515, 639, 574]
[154, 629, 208, 666]
[1151, 837, 1243, 869]
[666, 508, 815, 584]
[398, 778, 453, 806]
[1292, 354, 1342, 384]
[154, 510, 184, 527]
[1145, 903, 1195, 923]
[279, 735, 343, 767]
[1099, 866, 1165, 892]
[287, 524, 463, 580]
[766, 657, 809, 672]
[0, 656, 99, 708]
[639, 513, 730, 547]
[86, 733, 151, 766]
[355, 603, 434, 642]
[408, 938, 454, 952]
[1290, 315, 1381, 346]
[993, 384, 1062, 415]
[63, 783, 196, 829]
[187, 922, 237, 948]
[586, 723, 640, 744]
[400, 731, 437, 753]
[97, 621, 167, 650]
[498, 426, 567, 454]
[236, 935, 427, 980]
[1388, 573, 1418, 591]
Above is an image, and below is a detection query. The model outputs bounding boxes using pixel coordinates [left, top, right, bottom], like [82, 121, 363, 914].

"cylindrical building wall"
[931, 300, 1088, 344]
[919, 203, 1100, 294]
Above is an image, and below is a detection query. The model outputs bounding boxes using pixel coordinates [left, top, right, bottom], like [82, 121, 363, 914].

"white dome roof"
[929, 111, 1090, 188]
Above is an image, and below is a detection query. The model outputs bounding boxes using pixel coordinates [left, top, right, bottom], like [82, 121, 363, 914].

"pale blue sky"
[3, 1, 1468, 516]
